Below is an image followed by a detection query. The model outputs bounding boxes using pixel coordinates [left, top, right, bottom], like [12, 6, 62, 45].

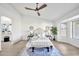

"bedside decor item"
[44, 26, 53, 40]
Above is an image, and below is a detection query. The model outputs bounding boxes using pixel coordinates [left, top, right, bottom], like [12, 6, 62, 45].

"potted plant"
[51, 27, 57, 41]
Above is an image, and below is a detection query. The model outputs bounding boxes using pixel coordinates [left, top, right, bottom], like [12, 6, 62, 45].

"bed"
[19, 34, 62, 56]
[19, 28, 62, 56]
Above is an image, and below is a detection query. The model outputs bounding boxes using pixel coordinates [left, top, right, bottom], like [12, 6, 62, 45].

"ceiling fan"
[25, 3, 47, 16]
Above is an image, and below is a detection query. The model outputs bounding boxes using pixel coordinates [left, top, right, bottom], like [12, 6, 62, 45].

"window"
[72, 20, 79, 39]
[60, 23, 67, 37]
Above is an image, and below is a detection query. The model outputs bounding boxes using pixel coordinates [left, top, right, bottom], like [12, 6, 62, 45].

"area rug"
[19, 46, 63, 56]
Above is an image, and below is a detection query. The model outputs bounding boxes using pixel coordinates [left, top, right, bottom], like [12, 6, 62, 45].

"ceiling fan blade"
[25, 7, 35, 11]
[37, 11, 40, 16]
[38, 4, 47, 10]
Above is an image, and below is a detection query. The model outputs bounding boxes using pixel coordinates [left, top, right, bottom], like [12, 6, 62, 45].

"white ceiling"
[11, 3, 79, 21]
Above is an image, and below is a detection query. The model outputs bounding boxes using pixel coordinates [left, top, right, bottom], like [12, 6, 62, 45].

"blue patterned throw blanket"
[19, 46, 63, 56]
